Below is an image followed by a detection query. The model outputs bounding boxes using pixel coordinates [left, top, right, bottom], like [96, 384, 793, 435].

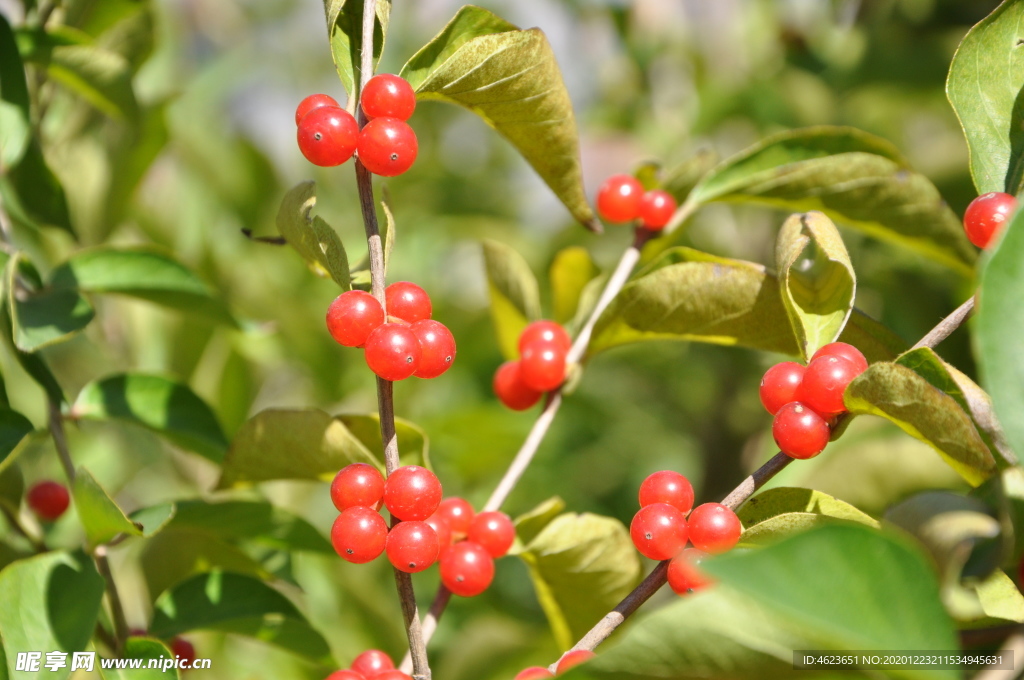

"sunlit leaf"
[482, 239, 541, 360]
[323, 0, 390, 98]
[738, 487, 877, 546]
[99, 638, 180, 680]
[550, 247, 599, 326]
[72, 466, 142, 547]
[276, 181, 352, 290]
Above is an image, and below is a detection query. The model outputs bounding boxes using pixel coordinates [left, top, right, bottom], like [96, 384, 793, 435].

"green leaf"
[688, 127, 976, 275]
[550, 247, 599, 326]
[845, 362, 997, 486]
[0, 298, 64, 404]
[482, 239, 541, 360]
[6, 253, 94, 352]
[140, 530, 270, 603]
[99, 638, 180, 680]
[217, 409, 379, 488]
[0, 465, 24, 516]
[381, 187, 396, 274]
[946, 0, 1024, 194]
[334, 413, 430, 469]
[518, 512, 642, 650]
[968, 569, 1024, 626]
[128, 503, 177, 538]
[323, 0, 390, 98]
[72, 467, 142, 546]
[513, 496, 566, 548]
[402, 6, 597, 230]
[661, 150, 718, 205]
[165, 500, 333, 554]
[0, 551, 105, 680]
[0, 14, 31, 169]
[0, 410, 33, 469]
[775, 212, 855, 361]
[276, 182, 352, 290]
[0, 139, 74, 236]
[977, 208, 1024, 463]
[149, 571, 332, 663]
[71, 374, 228, 463]
[50, 247, 235, 326]
[738, 487, 878, 547]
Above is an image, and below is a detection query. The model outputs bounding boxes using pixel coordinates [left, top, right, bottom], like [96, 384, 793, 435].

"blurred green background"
[0, 0, 1004, 677]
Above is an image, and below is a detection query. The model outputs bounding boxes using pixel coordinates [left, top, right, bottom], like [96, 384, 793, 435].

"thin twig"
[910, 294, 976, 351]
[48, 399, 75, 483]
[94, 545, 128, 656]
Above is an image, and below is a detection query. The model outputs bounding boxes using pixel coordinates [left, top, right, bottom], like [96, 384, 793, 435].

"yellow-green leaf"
[482, 239, 541, 360]
[550, 247, 599, 326]
[276, 181, 352, 290]
[72, 467, 142, 547]
[323, 0, 390, 98]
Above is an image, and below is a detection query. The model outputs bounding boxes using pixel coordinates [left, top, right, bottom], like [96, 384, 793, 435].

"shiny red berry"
[759, 361, 806, 416]
[467, 511, 515, 558]
[436, 497, 475, 538]
[325, 671, 365, 680]
[667, 548, 713, 595]
[518, 320, 571, 355]
[385, 521, 439, 573]
[773, 402, 831, 459]
[638, 190, 677, 230]
[810, 342, 868, 374]
[688, 503, 742, 554]
[26, 481, 69, 521]
[297, 106, 359, 167]
[384, 282, 432, 323]
[326, 290, 385, 348]
[519, 340, 567, 392]
[361, 74, 416, 121]
[630, 503, 688, 561]
[382, 465, 442, 521]
[964, 192, 1017, 248]
[556, 650, 595, 673]
[439, 541, 494, 597]
[331, 507, 388, 563]
[596, 175, 644, 223]
[295, 94, 340, 126]
[358, 117, 418, 177]
[638, 470, 694, 514]
[514, 668, 554, 680]
[170, 637, 196, 666]
[364, 323, 422, 381]
[331, 463, 385, 512]
[493, 361, 543, 411]
[796, 355, 863, 418]
[410, 320, 455, 379]
[425, 513, 452, 550]
[351, 650, 393, 678]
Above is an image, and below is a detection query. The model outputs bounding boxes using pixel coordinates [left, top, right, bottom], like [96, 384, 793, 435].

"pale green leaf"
[550, 247, 599, 326]
[738, 487, 878, 547]
[276, 182, 352, 290]
[72, 467, 142, 546]
[482, 239, 541, 360]
[513, 496, 566, 548]
[163, 500, 332, 554]
[323, 0, 390, 98]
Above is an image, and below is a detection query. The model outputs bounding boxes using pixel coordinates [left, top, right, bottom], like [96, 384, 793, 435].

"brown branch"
[910, 293, 976, 351]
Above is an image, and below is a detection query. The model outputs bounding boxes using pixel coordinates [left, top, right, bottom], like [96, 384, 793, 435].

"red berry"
[351, 650, 394, 678]
[514, 668, 554, 680]
[331, 507, 388, 563]
[375, 672, 412, 680]
[170, 637, 195, 666]
[382, 466, 442, 521]
[688, 503, 742, 554]
[556, 650, 595, 673]
[436, 497, 475, 538]
[26, 481, 69, 521]
[326, 672, 366, 680]
[327, 291, 385, 348]
[297, 106, 359, 167]
[384, 282, 432, 323]
[518, 321, 571, 355]
[360, 74, 416, 121]
[964, 192, 1018, 248]
[596, 174, 644, 223]
[425, 513, 452, 550]
[667, 548, 713, 595]
[439, 541, 494, 597]
[759, 361, 806, 416]
[638, 190, 677, 230]
[331, 463, 385, 512]
[358, 117, 418, 177]
[295, 93, 340, 126]
[810, 342, 868, 374]
[519, 340, 567, 392]
[385, 521, 439, 573]
[630, 503, 689, 561]
[493, 361, 543, 411]
[772, 402, 831, 459]
[638, 470, 694, 514]
[796, 355, 863, 418]
[364, 323, 422, 381]
[467, 511, 515, 558]
[410, 320, 455, 379]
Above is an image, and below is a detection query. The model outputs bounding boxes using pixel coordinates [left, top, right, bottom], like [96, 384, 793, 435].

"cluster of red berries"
[629, 471, 740, 594]
[514, 650, 596, 679]
[325, 649, 410, 680]
[595, 174, 677, 230]
[26, 480, 69, 521]
[326, 283, 455, 381]
[493, 321, 571, 410]
[295, 73, 418, 177]
[963, 191, 1018, 249]
[330, 464, 514, 597]
[761, 342, 868, 459]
